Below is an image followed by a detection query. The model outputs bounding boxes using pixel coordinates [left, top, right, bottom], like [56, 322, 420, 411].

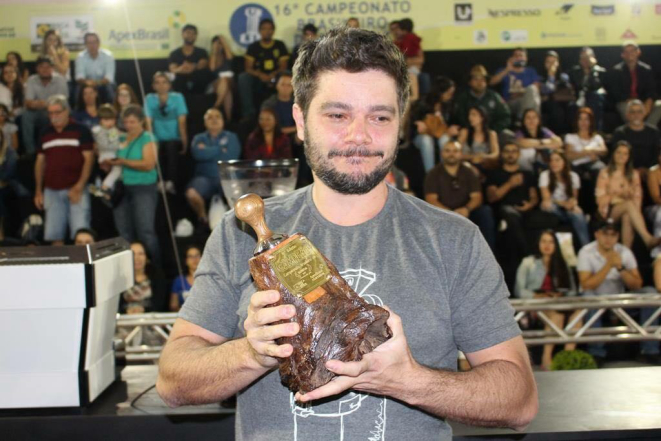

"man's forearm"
[157, 336, 270, 407]
[75, 154, 94, 189]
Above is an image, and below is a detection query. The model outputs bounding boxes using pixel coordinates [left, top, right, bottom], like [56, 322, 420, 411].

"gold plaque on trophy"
[268, 236, 331, 298]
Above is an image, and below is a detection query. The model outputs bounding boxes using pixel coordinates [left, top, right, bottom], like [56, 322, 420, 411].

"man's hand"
[454, 207, 470, 218]
[508, 173, 524, 188]
[606, 251, 622, 270]
[540, 200, 553, 211]
[258, 72, 271, 83]
[34, 190, 44, 210]
[68, 185, 83, 204]
[180, 139, 188, 155]
[244, 290, 299, 369]
[295, 308, 416, 403]
[515, 200, 534, 212]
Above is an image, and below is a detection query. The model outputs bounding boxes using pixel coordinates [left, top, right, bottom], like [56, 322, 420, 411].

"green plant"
[551, 349, 598, 370]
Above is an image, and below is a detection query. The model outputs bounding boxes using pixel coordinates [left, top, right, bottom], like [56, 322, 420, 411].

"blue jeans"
[43, 187, 91, 241]
[547, 204, 591, 248]
[112, 183, 160, 265]
[469, 205, 496, 252]
[238, 73, 270, 120]
[413, 134, 438, 172]
[21, 109, 49, 155]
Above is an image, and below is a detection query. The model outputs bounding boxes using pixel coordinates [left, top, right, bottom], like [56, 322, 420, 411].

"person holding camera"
[490, 47, 541, 121]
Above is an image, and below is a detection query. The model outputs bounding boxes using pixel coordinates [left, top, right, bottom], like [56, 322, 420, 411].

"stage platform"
[2, 365, 660, 440]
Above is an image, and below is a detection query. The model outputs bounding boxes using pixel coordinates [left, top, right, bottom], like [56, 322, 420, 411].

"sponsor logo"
[541, 31, 582, 39]
[455, 3, 473, 23]
[30, 16, 92, 52]
[489, 9, 541, 18]
[500, 30, 528, 43]
[591, 5, 615, 15]
[631, 3, 642, 16]
[657, 4, 661, 14]
[168, 10, 186, 29]
[595, 27, 607, 40]
[108, 28, 170, 45]
[230, 3, 274, 48]
[0, 26, 16, 39]
[621, 28, 638, 39]
[473, 29, 487, 44]
[556, 4, 574, 15]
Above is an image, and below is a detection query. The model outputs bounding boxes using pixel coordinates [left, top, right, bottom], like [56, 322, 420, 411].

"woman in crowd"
[647, 152, 661, 260]
[410, 76, 457, 172]
[108, 105, 161, 265]
[120, 241, 167, 314]
[73, 84, 100, 129]
[540, 50, 573, 134]
[515, 229, 579, 370]
[113, 83, 140, 130]
[539, 150, 590, 248]
[244, 107, 292, 160]
[40, 30, 70, 79]
[209, 35, 234, 121]
[457, 105, 499, 172]
[596, 140, 660, 249]
[515, 108, 563, 172]
[169, 244, 202, 312]
[0, 64, 25, 117]
[0, 104, 18, 151]
[5, 52, 29, 83]
[565, 107, 607, 172]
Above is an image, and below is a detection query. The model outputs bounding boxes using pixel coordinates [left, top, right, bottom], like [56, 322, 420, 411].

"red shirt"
[395, 32, 422, 58]
[37, 119, 93, 190]
[243, 132, 292, 160]
[629, 67, 638, 99]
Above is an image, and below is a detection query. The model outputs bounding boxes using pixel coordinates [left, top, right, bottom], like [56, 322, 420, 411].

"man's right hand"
[34, 191, 44, 210]
[244, 290, 299, 369]
[508, 173, 524, 188]
[505, 57, 516, 72]
[606, 251, 622, 270]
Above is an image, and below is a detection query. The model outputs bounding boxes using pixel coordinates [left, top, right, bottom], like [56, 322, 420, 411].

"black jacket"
[607, 61, 657, 103]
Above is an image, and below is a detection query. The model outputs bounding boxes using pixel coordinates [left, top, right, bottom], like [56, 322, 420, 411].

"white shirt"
[564, 133, 605, 166]
[577, 241, 637, 295]
[539, 170, 581, 202]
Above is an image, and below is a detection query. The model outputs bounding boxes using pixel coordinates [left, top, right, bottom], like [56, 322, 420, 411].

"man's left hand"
[294, 308, 417, 403]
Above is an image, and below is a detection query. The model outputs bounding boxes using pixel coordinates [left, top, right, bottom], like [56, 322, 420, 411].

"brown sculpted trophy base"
[235, 193, 392, 394]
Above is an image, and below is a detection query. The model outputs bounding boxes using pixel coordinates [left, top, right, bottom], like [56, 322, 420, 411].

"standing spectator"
[457, 105, 500, 171]
[454, 64, 511, 134]
[209, 35, 234, 120]
[33, 95, 93, 245]
[243, 107, 291, 160]
[75, 32, 116, 103]
[5, 51, 29, 83]
[113, 83, 140, 130]
[169, 244, 202, 312]
[0, 104, 18, 151]
[238, 18, 289, 120]
[144, 72, 188, 194]
[108, 105, 160, 265]
[424, 140, 496, 250]
[596, 141, 660, 249]
[486, 142, 540, 260]
[22, 56, 68, 156]
[569, 47, 607, 130]
[120, 241, 168, 314]
[515, 230, 578, 370]
[540, 51, 574, 135]
[40, 29, 70, 79]
[539, 150, 590, 248]
[73, 227, 97, 245]
[392, 18, 423, 101]
[647, 152, 661, 259]
[610, 99, 661, 173]
[0, 64, 25, 118]
[260, 71, 295, 136]
[607, 41, 661, 127]
[489, 47, 541, 120]
[290, 24, 317, 69]
[186, 108, 240, 226]
[73, 84, 100, 129]
[168, 24, 214, 95]
[515, 108, 562, 172]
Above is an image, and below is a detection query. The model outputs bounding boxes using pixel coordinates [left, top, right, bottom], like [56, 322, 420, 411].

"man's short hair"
[98, 103, 117, 119]
[153, 71, 170, 83]
[259, 18, 275, 30]
[292, 27, 410, 118]
[74, 228, 98, 242]
[622, 40, 639, 50]
[513, 47, 527, 55]
[35, 55, 53, 67]
[84, 32, 99, 44]
[121, 104, 145, 121]
[302, 24, 318, 35]
[399, 18, 414, 33]
[580, 46, 595, 57]
[182, 24, 198, 33]
[626, 99, 644, 112]
[470, 64, 488, 79]
[46, 94, 69, 111]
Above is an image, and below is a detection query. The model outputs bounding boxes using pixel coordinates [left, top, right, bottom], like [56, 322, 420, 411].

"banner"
[0, 0, 659, 60]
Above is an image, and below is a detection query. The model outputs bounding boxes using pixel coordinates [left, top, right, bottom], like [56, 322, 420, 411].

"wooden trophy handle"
[235, 193, 273, 243]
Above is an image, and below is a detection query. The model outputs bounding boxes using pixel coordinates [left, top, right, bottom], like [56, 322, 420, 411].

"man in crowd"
[75, 32, 116, 103]
[238, 18, 289, 120]
[21, 56, 68, 157]
[74, 228, 97, 246]
[607, 41, 661, 128]
[168, 24, 214, 94]
[392, 18, 423, 101]
[611, 99, 661, 175]
[454, 64, 511, 133]
[261, 71, 296, 137]
[290, 24, 318, 69]
[425, 140, 496, 251]
[569, 47, 607, 130]
[156, 28, 537, 440]
[33, 95, 93, 245]
[490, 47, 541, 120]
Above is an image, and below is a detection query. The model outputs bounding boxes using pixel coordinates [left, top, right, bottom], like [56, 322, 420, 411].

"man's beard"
[304, 127, 397, 195]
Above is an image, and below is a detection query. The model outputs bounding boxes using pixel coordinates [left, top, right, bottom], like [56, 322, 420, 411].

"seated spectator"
[611, 99, 661, 175]
[0, 64, 25, 118]
[168, 24, 214, 95]
[539, 150, 590, 248]
[144, 72, 188, 194]
[424, 140, 495, 250]
[577, 219, 658, 363]
[0, 129, 17, 240]
[454, 64, 511, 134]
[186, 108, 240, 227]
[244, 107, 292, 160]
[108, 105, 160, 265]
[209, 35, 234, 120]
[0, 104, 18, 150]
[90, 104, 122, 200]
[22, 56, 68, 156]
[489, 47, 541, 120]
[113, 83, 140, 130]
[540, 50, 574, 135]
[457, 105, 499, 171]
[120, 241, 168, 314]
[346, 17, 360, 28]
[73, 227, 97, 245]
[596, 140, 660, 249]
[607, 41, 661, 128]
[40, 30, 70, 80]
[392, 18, 423, 101]
[238, 18, 289, 120]
[410, 76, 457, 171]
[291, 24, 318, 69]
[33, 95, 93, 245]
[515, 229, 578, 369]
[73, 84, 100, 129]
[647, 152, 661, 259]
[486, 142, 540, 261]
[5, 51, 29, 83]
[569, 47, 607, 130]
[386, 165, 413, 195]
[169, 244, 202, 312]
[75, 32, 116, 103]
[565, 107, 607, 172]
[515, 108, 562, 172]
[261, 71, 295, 136]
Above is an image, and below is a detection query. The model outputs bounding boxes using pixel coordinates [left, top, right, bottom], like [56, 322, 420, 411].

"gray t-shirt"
[180, 185, 520, 441]
[25, 74, 69, 102]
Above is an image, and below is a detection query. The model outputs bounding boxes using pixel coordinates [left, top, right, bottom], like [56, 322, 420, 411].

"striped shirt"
[37, 119, 93, 190]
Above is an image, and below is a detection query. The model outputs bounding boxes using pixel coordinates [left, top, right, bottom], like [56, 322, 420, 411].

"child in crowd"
[90, 104, 123, 203]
